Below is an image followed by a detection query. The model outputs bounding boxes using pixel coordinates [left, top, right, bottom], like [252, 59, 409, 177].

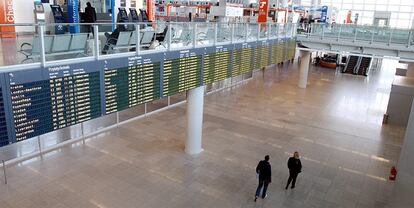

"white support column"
[185, 86, 204, 155]
[389, 99, 414, 207]
[298, 50, 311, 88]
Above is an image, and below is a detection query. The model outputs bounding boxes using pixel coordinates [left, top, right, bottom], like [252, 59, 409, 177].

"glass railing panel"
[259, 23, 268, 39]
[195, 22, 214, 46]
[233, 23, 247, 42]
[216, 23, 231, 44]
[390, 29, 410, 45]
[338, 24, 356, 40]
[0, 25, 38, 67]
[270, 24, 278, 38]
[247, 23, 259, 40]
[323, 24, 340, 39]
[43, 23, 95, 62]
[373, 27, 391, 43]
[277, 24, 285, 38]
[355, 26, 373, 42]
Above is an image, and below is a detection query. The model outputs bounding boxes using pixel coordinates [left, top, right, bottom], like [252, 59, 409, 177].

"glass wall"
[321, 0, 414, 28]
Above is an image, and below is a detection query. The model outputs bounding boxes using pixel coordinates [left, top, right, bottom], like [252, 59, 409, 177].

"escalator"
[343, 55, 359, 74]
[356, 57, 372, 76]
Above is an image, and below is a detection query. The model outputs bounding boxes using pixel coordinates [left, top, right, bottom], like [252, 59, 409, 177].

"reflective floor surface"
[0, 59, 405, 208]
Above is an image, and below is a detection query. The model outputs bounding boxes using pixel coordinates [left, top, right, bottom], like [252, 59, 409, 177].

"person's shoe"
[254, 196, 258, 202]
[262, 194, 267, 199]
[285, 186, 288, 190]
[291, 186, 295, 189]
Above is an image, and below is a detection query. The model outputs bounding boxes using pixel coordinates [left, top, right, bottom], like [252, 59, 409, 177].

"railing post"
[2, 160, 6, 184]
[214, 22, 218, 45]
[136, 24, 140, 55]
[116, 112, 120, 127]
[245, 23, 248, 42]
[353, 27, 358, 42]
[39, 25, 46, 67]
[192, 23, 197, 48]
[321, 24, 325, 40]
[81, 123, 85, 144]
[37, 136, 42, 155]
[370, 28, 375, 44]
[388, 28, 393, 45]
[231, 23, 235, 43]
[168, 22, 172, 51]
[93, 25, 99, 60]
[337, 25, 341, 41]
[408, 30, 413, 47]
[276, 24, 279, 39]
[267, 22, 271, 40]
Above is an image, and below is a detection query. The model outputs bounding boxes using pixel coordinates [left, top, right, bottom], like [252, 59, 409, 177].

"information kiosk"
[50, 5, 66, 34]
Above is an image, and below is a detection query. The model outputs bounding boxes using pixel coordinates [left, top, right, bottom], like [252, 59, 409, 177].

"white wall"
[13, 1, 35, 32]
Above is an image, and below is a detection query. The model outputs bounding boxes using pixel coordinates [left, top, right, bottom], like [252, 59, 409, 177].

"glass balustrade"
[0, 22, 296, 69]
[299, 23, 414, 47]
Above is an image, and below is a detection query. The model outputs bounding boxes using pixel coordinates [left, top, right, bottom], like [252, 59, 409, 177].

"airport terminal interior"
[0, 0, 414, 207]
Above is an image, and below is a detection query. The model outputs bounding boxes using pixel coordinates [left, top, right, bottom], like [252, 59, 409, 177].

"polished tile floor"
[0, 59, 405, 208]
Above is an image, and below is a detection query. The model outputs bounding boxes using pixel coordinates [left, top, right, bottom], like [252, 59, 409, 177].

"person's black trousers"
[255, 178, 270, 198]
[286, 172, 298, 188]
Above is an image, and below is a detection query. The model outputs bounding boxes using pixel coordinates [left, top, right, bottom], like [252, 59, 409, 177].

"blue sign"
[321, 6, 328, 23]
[68, 0, 80, 33]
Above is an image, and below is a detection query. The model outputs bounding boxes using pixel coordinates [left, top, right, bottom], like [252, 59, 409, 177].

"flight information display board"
[275, 42, 284, 64]
[287, 40, 296, 60]
[240, 47, 254, 74]
[104, 57, 161, 114]
[203, 47, 231, 85]
[163, 50, 202, 97]
[257, 44, 270, 69]
[10, 68, 101, 141]
[231, 49, 242, 77]
[0, 88, 8, 146]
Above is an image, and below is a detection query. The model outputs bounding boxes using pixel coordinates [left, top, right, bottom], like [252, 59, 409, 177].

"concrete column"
[185, 86, 204, 155]
[388, 99, 414, 207]
[298, 50, 311, 88]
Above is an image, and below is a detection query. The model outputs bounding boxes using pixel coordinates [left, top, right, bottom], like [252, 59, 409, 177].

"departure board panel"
[0, 88, 8, 147]
[240, 47, 253, 74]
[163, 51, 202, 97]
[287, 40, 296, 60]
[276, 43, 284, 64]
[203, 48, 231, 85]
[231, 49, 242, 77]
[258, 45, 270, 69]
[10, 71, 101, 141]
[104, 60, 161, 114]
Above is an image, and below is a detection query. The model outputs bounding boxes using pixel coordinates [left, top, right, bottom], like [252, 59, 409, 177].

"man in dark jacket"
[254, 155, 271, 202]
[285, 151, 302, 189]
[84, 2, 97, 34]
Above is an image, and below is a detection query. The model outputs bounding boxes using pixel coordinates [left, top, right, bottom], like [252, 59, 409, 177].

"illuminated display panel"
[259, 45, 270, 69]
[287, 40, 296, 60]
[11, 72, 101, 141]
[0, 89, 8, 147]
[203, 51, 231, 85]
[104, 62, 161, 114]
[240, 47, 253, 74]
[163, 55, 202, 97]
[231, 49, 242, 77]
[276, 43, 284, 64]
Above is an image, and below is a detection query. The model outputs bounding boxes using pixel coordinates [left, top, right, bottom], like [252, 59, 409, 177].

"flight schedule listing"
[105, 62, 161, 114]
[0, 88, 8, 147]
[163, 55, 202, 97]
[203, 51, 231, 84]
[11, 72, 101, 141]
